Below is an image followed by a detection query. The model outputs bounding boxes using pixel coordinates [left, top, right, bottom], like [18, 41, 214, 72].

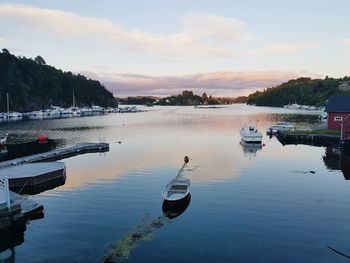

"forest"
[246, 77, 350, 107]
[0, 48, 117, 112]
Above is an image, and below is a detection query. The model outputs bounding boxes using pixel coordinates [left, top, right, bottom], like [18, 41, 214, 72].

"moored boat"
[162, 178, 190, 202]
[0, 133, 8, 147]
[240, 124, 262, 143]
[162, 156, 190, 202]
[267, 122, 295, 134]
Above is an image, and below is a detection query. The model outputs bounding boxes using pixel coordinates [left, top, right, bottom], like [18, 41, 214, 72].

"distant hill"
[116, 96, 159, 105]
[246, 77, 350, 107]
[0, 48, 117, 112]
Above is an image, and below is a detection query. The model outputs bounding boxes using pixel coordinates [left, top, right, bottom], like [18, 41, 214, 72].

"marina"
[0, 105, 349, 262]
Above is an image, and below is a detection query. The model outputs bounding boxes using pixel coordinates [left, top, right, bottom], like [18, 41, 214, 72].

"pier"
[1, 177, 43, 234]
[0, 162, 66, 194]
[0, 142, 109, 169]
[276, 131, 340, 147]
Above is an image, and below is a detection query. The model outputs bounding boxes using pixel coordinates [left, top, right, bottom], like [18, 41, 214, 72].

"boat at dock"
[240, 124, 262, 143]
[267, 122, 295, 134]
[0, 134, 8, 147]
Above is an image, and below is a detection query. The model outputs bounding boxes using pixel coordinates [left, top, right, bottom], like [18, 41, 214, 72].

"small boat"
[267, 122, 295, 134]
[0, 133, 8, 147]
[162, 178, 190, 202]
[240, 124, 262, 143]
[162, 156, 190, 202]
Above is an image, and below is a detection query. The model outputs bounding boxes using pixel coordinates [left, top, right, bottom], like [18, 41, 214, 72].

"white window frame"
[334, 116, 343, 122]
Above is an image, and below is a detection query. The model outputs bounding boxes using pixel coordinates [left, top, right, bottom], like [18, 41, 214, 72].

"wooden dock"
[0, 191, 43, 234]
[0, 142, 109, 169]
[0, 162, 66, 194]
[276, 131, 340, 147]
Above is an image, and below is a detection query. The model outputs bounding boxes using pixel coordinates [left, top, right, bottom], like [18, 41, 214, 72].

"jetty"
[276, 131, 340, 147]
[0, 142, 109, 169]
[0, 162, 66, 194]
[1, 177, 43, 234]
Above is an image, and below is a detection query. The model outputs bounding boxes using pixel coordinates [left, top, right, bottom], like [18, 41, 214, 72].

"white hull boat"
[162, 178, 190, 202]
[267, 122, 295, 134]
[240, 124, 262, 143]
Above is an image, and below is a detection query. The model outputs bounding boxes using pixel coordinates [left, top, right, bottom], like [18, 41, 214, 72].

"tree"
[34, 55, 46, 65]
[202, 92, 208, 101]
[2, 48, 10, 54]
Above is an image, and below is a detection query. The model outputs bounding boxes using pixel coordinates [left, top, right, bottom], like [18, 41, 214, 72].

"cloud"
[340, 38, 350, 45]
[80, 70, 322, 97]
[0, 4, 315, 58]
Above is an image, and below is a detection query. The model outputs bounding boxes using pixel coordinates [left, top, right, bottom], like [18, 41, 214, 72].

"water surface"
[1, 105, 349, 263]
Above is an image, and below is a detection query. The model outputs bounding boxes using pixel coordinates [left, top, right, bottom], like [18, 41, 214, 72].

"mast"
[73, 91, 76, 108]
[6, 93, 9, 115]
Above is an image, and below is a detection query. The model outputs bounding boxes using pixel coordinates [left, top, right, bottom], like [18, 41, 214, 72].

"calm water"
[1, 105, 350, 263]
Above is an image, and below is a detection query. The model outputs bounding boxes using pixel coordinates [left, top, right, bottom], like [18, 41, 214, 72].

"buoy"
[184, 156, 189, 164]
[262, 143, 266, 147]
[37, 135, 48, 144]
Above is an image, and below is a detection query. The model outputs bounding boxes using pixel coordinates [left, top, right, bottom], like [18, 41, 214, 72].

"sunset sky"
[0, 1, 349, 97]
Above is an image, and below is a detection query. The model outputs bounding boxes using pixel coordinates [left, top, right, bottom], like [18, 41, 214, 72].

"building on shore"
[325, 96, 350, 141]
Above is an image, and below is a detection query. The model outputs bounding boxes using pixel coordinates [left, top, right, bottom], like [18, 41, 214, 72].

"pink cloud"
[80, 70, 322, 97]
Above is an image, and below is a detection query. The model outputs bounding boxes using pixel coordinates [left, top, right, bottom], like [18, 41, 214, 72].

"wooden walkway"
[0, 142, 109, 169]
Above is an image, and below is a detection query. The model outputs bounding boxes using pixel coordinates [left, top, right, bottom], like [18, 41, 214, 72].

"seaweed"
[101, 214, 169, 263]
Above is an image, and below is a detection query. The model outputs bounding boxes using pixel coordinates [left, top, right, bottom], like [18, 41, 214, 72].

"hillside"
[246, 77, 350, 107]
[0, 48, 117, 112]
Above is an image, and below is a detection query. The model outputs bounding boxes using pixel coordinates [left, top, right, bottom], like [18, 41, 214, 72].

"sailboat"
[70, 91, 81, 117]
[4, 93, 23, 121]
[0, 133, 8, 147]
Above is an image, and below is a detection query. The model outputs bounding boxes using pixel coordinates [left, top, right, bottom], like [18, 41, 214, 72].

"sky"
[0, 0, 349, 97]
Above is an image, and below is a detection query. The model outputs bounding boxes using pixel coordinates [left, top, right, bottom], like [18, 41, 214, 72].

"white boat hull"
[240, 125, 262, 143]
[162, 178, 190, 202]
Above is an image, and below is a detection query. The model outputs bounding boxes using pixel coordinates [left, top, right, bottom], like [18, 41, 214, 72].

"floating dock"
[276, 131, 340, 147]
[0, 191, 43, 234]
[0, 142, 109, 169]
[0, 162, 66, 194]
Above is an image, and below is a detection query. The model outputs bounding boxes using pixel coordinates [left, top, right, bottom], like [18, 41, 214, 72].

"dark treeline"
[117, 92, 248, 106]
[116, 96, 159, 105]
[0, 48, 117, 112]
[158, 91, 245, 105]
[247, 77, 350, 107]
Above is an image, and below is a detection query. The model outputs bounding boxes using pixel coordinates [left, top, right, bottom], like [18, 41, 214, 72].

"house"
[325, 96, 350, 140]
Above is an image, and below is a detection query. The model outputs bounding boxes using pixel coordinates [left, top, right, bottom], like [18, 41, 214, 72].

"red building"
[325, 96, 350, 141]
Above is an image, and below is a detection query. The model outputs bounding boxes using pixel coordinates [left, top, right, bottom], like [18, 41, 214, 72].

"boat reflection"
[239, 140, 262, 159]
[323, 146, 350, 180]
[162, 193, 191, 219]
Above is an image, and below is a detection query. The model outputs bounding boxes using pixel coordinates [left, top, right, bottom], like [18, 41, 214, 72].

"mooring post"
[5, 177, 10, 208]
[0, 176, 10, 208]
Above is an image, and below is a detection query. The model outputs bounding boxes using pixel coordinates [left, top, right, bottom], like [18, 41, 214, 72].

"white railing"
[0, 177, 10, 208]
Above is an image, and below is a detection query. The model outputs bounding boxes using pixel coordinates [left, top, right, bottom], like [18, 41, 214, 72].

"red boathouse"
[325, 96, 350, 141]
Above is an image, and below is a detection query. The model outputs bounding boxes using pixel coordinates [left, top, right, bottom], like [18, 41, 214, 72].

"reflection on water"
[323, 146, 350, 179]
[0, 211, 44, 263]
[239, 140, 263, 159]
[162, 193, 191, 219]
[3, 105, 348, 262]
